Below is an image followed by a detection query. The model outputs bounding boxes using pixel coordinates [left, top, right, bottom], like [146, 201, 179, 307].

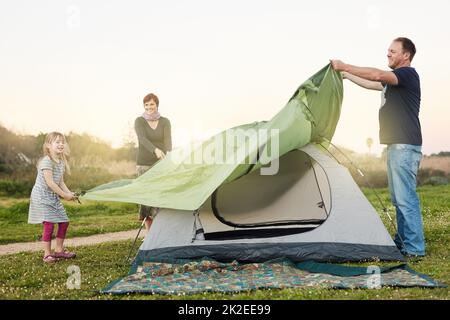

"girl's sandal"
[53, 250, 76, 259]
[43, 255, 58, 263]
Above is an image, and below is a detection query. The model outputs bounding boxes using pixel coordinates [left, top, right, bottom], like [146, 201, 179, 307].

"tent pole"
[125, 216, 147, 264]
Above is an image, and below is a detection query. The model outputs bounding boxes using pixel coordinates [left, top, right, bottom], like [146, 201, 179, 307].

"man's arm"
[342, 72, 384, 91]
[331, 60, 398, 86]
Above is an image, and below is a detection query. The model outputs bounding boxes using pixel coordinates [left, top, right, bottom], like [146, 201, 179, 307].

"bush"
[0, 180, 33, 197]
[0, 165, 134, 197]
[0, 163, 13, 174]
[64, 166, 133, 192]
[421, 176, 449, 186]
[417, 168, 449, 186]
[349, 167, 449, 188]
[350, 169, 388, 188]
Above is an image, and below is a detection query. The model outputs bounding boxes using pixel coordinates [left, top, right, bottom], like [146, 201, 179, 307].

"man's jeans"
[387, 144, 425, 256]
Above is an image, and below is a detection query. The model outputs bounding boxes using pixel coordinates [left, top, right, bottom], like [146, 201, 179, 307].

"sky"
[1, 0, 449, 155]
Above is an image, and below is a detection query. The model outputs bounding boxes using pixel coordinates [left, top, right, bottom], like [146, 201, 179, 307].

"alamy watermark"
[66, 265, 81, 289]
[366, 266, 381, 289]
[366, 5, 382, 30]
[66, 5, 81, 30]
[170, 128, 280, 175]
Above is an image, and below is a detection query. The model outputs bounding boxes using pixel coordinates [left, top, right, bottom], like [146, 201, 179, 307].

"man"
[331, 37, 425, 257]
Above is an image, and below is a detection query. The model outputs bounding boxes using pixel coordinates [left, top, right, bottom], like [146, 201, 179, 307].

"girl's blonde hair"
[42, 132, 71, 174]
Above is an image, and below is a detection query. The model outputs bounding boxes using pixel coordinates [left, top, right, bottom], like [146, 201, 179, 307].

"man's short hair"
[394, 37, 416, 62]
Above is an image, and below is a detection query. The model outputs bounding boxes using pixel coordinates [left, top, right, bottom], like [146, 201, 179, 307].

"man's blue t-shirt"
[379, 66, 422, 145]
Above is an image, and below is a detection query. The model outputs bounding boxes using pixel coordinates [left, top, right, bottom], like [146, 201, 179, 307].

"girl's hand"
[63, 192, 75, 201]
[154, 148, 166, 160]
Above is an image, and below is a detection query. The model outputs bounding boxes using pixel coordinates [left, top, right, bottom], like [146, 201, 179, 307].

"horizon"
[1, 0, 450, 156]
[2, 124, 449, 157]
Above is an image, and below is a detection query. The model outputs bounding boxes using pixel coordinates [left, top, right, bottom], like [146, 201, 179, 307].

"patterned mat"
[102, 258, 446, 294]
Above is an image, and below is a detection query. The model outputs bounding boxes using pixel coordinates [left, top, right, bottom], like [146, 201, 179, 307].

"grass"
[0, 185, 449, 299]
[0, 199, 139, 244]
[0, 240, 448, 300]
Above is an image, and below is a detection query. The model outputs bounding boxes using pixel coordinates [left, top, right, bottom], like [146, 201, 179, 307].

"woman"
[134, 93, 172, 232]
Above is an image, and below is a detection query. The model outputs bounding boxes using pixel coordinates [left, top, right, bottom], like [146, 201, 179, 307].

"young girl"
[28, 132, 77, 263]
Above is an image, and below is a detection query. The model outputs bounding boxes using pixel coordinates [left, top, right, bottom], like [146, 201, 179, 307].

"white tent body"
[135, 144, 404, 263]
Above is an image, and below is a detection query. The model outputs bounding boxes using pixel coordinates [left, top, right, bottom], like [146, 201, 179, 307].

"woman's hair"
[143, 93, 159, 107]
[42, 132, 71, 174]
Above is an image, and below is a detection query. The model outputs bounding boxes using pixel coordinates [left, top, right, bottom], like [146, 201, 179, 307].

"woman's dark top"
[134, 116, 172, 166]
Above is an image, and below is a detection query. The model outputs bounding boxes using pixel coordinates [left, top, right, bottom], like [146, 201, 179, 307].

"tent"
[82, 64, 405, 263]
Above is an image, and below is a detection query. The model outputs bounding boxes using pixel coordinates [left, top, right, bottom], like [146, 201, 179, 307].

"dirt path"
[0, 229, 144, 256]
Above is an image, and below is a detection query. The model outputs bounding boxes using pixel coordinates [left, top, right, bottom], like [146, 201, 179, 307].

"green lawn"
[0, 199, 139, 244]
[0, 185, 448, 299]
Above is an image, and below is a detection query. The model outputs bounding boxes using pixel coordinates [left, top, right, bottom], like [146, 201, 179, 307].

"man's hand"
[330, 60, 347, 72]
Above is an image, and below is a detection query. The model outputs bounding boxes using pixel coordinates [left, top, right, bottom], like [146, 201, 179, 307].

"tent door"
[198, 149, 331, 240]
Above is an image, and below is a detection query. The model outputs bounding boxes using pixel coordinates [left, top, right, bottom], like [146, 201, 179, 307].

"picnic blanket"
[102, 258, 446, 294]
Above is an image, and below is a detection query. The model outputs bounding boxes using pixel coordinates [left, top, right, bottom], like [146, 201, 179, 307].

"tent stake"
[125, 216, 147, 264]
